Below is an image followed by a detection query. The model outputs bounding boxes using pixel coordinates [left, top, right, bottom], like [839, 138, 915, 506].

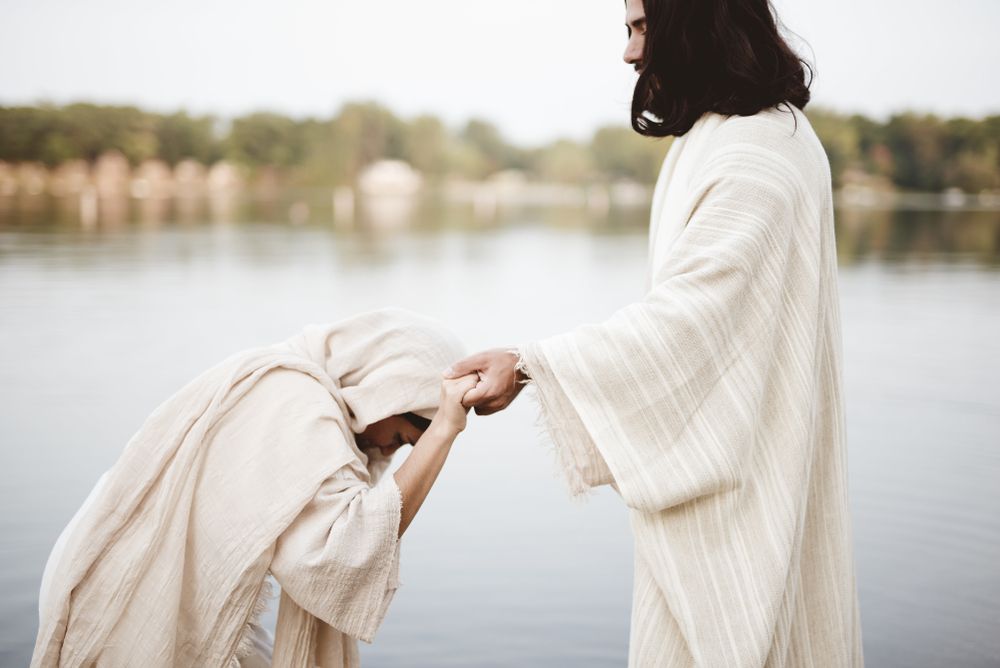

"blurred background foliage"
[1, 102, 998, 192]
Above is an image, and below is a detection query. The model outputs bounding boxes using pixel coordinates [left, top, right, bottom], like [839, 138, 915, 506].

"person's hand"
[432, 374, 479, 435]
[443, 348, 529, 416]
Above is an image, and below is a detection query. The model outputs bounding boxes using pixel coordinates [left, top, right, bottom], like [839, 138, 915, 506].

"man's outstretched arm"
[443, 348, 530, 415]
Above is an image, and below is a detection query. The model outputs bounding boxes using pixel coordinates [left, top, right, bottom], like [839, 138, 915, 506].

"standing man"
[444, 0, 863, 665]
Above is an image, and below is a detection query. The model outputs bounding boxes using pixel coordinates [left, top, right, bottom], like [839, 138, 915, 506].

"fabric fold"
[33, 308, 464, 668]
[515, 347, 613, 495]
[271, 472, 403, 646]
[518, 107, 862, 667]
[522, 144, 798, 514]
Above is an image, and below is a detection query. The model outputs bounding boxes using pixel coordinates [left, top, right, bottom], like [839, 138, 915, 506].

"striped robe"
[519, 106, 863, 667]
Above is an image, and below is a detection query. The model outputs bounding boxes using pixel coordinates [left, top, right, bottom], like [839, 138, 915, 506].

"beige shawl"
[520, 107, 863, 666]
[32, 308, 463, 667]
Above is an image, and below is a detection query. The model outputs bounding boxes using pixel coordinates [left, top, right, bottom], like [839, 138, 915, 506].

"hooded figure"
[33, 308, 465, 667]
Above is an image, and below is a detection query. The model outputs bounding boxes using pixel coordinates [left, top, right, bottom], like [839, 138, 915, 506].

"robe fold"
[520, 106, 863, 667]
[33, 308, 464, 668]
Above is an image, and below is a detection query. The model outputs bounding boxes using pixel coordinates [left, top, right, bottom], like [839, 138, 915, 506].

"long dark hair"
[632, 0, 812, 137]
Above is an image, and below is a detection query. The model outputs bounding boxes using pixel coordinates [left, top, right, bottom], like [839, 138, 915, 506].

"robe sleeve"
[269, 463, 402, 643]
[516, 349, 616, 493]
[519, 140, 803, 513]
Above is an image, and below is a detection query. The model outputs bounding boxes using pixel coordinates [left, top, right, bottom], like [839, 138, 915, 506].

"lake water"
[0, 199, 998, 667]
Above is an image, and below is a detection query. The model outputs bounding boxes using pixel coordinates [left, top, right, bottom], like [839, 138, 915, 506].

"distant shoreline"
[1, 102, 998, 198]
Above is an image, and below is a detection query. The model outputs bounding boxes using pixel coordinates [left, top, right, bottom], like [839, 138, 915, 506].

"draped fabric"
[33, 308, 463, 667]
[519, 107, 863, 667]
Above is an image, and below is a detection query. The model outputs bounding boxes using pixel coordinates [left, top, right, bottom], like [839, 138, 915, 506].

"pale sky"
[1, 0, 998, 145]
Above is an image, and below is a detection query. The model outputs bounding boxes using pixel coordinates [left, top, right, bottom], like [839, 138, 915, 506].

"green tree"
[459, 119, 525, 177]
[0, 106, 58, 163]
[883, 113, 948, 190]
[590, 126, 671, 183]
[227, 112, 304, 167]
[296, 118, 349, 186]
[807, 108, 860, 187]
[333, 102, 407, 177]
[402, 115, 448, 176]
[0, 104, 160, 166]
[156, 112, 221, 166]
[532, 139, 595, 182]
[939, 117, 1000, 191]
[58, 104, 159, 165]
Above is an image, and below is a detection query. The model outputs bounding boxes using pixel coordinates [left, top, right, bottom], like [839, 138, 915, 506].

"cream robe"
[39, 369, 402, 668]
[520, 106, 863, 667]
[33, 309, 464, 668]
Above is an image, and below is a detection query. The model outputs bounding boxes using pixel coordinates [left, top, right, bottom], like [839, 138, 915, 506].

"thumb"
[444, 353, 487, 379]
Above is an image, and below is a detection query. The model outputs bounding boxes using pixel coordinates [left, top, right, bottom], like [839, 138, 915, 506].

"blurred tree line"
[0, 102, 997, 191]
[809, 109, 1000, 192]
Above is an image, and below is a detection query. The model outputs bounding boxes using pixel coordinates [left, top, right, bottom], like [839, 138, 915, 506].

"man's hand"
[443, 348, 529, 415]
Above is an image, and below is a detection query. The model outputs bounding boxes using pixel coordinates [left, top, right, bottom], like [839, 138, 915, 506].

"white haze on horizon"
[1, 0, 997, 144]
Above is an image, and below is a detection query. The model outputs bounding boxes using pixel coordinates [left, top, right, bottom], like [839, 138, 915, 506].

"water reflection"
[3, 191, 999, 270]
[837, 207, 1000, 267]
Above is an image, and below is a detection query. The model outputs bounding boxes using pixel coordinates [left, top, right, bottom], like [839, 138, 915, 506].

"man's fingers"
[460, 382, 490, 408]
[454, 375, 480, 395]
[443, 372, 480, 390]
[443, 352, 489, 379]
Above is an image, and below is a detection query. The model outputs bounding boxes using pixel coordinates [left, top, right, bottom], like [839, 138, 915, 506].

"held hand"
[434, 374, 479, 434]
[443, 348, 528, 416]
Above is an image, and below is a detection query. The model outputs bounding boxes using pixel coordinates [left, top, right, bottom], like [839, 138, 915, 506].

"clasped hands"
[442, 348, 530, 415]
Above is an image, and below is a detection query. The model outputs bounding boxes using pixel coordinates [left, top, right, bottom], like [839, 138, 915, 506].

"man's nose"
[623, 39, 642, 66]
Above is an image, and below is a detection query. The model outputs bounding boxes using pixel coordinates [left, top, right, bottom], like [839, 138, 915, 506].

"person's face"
[356, 415, 426, 457]
[623, 0, 647, 71]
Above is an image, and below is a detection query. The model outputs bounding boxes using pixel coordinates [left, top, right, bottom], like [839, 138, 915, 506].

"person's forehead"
[625, 0, 646, 24]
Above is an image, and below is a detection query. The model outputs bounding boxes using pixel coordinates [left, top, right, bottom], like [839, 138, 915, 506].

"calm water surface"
[0, 204, 998, 667]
